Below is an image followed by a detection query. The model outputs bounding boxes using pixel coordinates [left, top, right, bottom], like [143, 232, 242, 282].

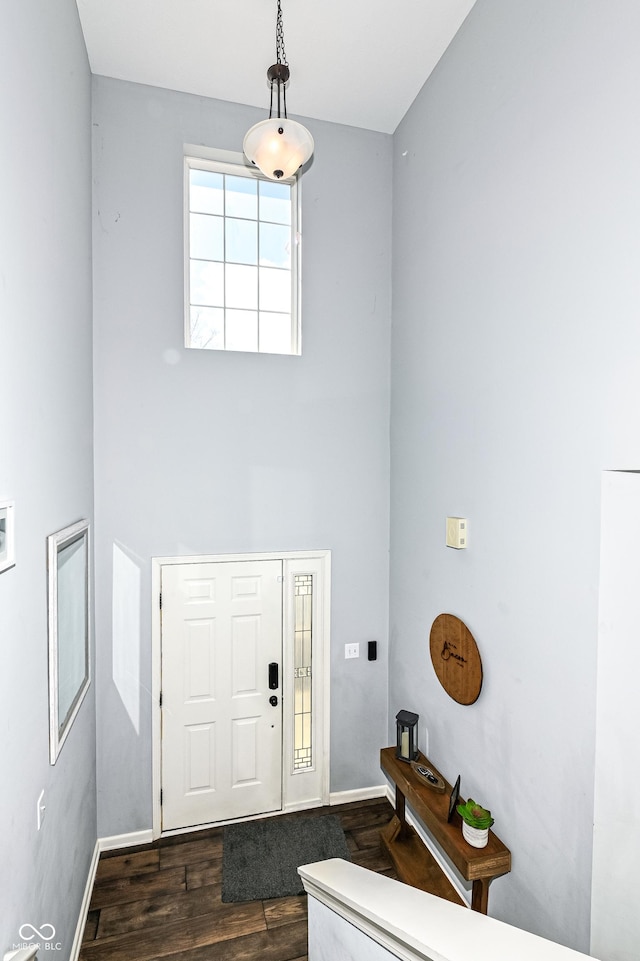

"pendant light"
[243, 0, 314, 181]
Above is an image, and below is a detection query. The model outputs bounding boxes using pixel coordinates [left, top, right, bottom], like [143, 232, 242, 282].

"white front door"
[160, 559, 283, 831]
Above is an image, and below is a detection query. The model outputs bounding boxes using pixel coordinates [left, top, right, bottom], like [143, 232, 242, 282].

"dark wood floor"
[79, 797, 396, 961]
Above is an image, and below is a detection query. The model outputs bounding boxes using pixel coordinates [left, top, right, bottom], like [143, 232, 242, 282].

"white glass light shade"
[243, 117, 314, 181]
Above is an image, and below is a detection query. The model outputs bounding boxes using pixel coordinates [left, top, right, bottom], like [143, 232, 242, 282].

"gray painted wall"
[390, 0, 640, 953]
[92, 78, 392, 837]
[0, 0, 96, 956]
[5, 1, 634, 953]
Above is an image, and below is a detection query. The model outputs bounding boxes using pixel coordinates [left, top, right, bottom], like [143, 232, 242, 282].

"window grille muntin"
[185, 154, 300, 355]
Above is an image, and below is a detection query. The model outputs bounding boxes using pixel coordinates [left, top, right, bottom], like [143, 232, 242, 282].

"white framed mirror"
[0, 499, 16, 574]
[47, 519, 90, 764]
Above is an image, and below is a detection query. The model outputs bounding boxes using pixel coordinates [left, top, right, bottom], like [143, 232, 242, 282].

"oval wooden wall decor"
[429, 613, 483, 705]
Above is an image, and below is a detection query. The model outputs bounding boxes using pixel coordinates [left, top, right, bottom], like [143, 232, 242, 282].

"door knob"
[269, 695, 278, 707]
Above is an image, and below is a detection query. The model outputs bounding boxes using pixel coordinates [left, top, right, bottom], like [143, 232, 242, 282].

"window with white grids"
[185, 150, 300, 355]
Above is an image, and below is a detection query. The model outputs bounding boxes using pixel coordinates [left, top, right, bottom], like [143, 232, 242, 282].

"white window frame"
[184, 145, 302, 356]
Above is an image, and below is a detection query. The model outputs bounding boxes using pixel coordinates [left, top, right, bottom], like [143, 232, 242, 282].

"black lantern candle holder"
[396, 710, 419, 762]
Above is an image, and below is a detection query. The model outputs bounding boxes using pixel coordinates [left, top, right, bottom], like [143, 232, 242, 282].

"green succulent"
[456, 798, 494, 829]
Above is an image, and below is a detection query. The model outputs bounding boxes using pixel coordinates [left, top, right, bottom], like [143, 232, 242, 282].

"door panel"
[161, 559, 282, 830]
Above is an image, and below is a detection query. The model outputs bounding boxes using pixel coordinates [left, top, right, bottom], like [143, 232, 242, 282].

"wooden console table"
[380, 747, 511, 914]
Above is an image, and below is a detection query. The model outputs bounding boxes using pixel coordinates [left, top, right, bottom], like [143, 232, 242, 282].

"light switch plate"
[345, 643, 359, 659]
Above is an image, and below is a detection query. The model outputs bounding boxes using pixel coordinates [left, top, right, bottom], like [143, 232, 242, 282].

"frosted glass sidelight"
[293, 574, 313, 771]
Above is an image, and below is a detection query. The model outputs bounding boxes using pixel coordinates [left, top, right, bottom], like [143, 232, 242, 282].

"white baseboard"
[69, 840, 100, 961]
[98, 829, 154, 852]
[330, 785, 387, 805]
[69, 831, 155, 961]
[96, 790, 384, 853]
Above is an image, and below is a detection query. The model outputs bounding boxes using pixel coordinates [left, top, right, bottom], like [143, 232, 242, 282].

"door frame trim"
[151, 550, 331, 839]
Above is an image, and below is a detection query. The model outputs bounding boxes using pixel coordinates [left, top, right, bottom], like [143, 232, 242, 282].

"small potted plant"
[456, 798, 494, 848]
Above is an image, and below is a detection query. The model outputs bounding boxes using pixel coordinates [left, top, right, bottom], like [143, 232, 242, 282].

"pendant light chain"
[270, 0, 289, 120]
[276, 0, 288, 66]
[243, 0, 314, 181]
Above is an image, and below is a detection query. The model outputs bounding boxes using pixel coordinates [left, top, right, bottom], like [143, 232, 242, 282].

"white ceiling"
[75, 0, 477, 134]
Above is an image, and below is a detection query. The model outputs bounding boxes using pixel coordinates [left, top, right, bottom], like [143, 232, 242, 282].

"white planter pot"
[462, 822, 489, 848]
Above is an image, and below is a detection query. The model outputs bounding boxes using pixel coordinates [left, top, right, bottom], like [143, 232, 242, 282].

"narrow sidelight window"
[293, 573, 313, 770]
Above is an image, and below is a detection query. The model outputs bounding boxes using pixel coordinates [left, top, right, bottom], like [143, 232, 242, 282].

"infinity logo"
[19, 924, 56, 941]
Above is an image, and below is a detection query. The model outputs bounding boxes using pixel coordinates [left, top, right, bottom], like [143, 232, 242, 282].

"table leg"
[471, 878, 490, 914]
[395, 785, 412, 840]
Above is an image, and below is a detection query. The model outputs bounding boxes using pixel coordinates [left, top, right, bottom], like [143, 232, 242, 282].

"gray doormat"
[222, 814, 351, 902]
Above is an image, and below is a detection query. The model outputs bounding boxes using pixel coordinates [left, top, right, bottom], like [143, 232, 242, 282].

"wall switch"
[446, 516, 468, 549]
[345, 643, 359, 659]
[37, 789, 46, 831]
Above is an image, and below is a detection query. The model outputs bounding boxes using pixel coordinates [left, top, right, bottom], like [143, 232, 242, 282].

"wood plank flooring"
[80, 797, 396, 961]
